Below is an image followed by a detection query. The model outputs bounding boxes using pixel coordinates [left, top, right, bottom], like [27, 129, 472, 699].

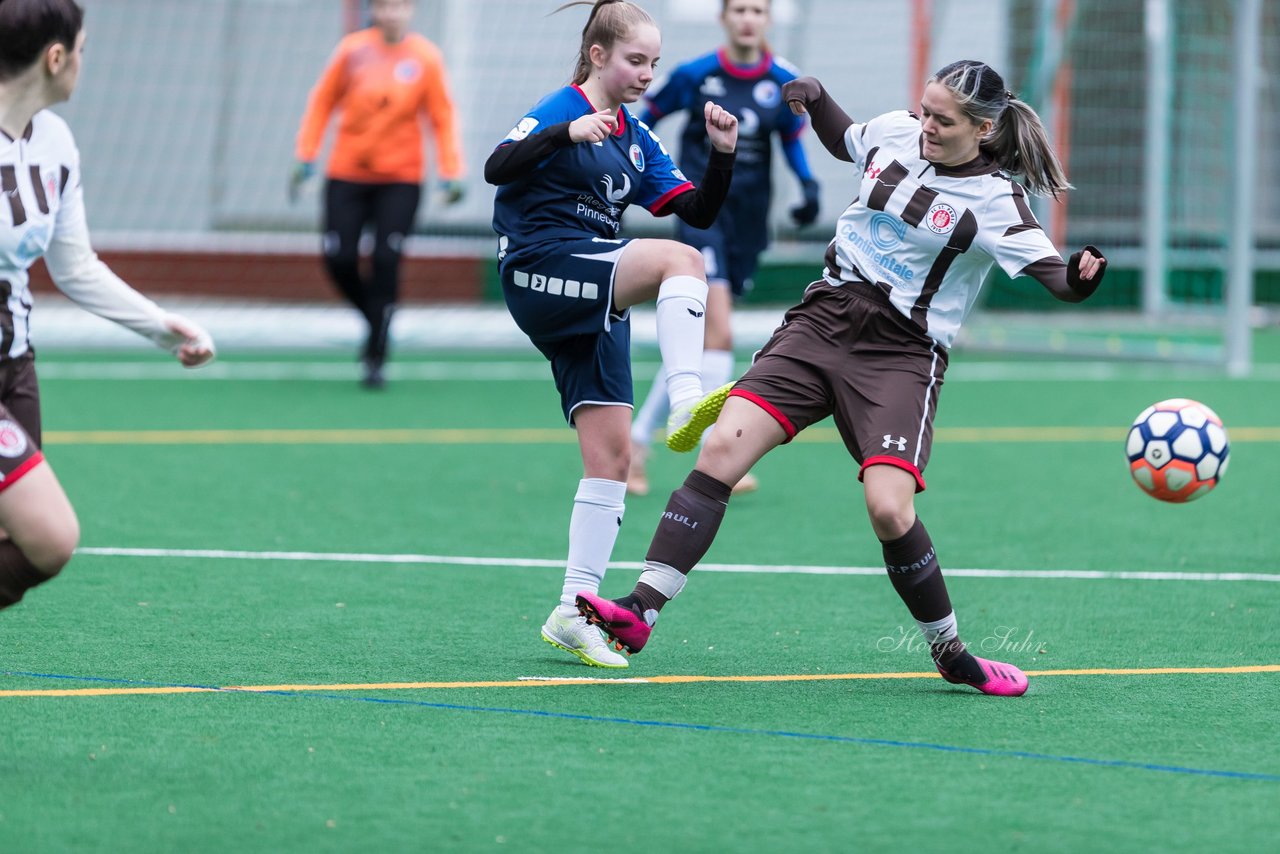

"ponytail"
[930, 60, 1072, 198]
[984, 95, 1072, 197]
[555, 0, 656, 86]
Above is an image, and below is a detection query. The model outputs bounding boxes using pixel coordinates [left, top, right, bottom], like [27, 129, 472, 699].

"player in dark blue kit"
[627, 0, 820, 497]
[486, 0, 739, 668]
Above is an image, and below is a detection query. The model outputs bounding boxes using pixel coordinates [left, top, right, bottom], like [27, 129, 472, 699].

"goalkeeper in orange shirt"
[292, 0, 464, 388]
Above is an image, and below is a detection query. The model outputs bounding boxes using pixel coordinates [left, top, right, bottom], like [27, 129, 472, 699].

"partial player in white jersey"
[576, 60, 1106, 698]
[0, 0, 214, 612]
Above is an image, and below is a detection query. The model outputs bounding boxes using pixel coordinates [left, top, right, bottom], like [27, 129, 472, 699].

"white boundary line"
[75, 547, 1280, 583]
[35, 359, 1280, 383]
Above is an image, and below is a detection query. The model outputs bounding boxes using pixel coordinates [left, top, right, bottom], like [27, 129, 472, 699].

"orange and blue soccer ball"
[1126, 398, 1230, 503]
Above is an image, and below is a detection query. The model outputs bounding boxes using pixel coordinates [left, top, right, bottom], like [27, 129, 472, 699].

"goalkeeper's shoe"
[540, 605, 628, 668]
[666, 383, 734, 453]
[935, 651, 1028, 697]
[361, 357, 386, 390]
[575, 592, 652, 655]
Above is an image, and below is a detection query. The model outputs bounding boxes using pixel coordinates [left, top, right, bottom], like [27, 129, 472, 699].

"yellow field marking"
[1019, 665, 1280, 677]
[3, 664, 1276, 698]
[42, 428, 576, 446]
[40, 426, 1280, 446]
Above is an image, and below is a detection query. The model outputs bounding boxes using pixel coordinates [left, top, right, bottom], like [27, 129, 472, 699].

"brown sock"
[0, 541, 52, 610]
[620, 584, 665, 618]
[880, 516, 953, 623]
[624, 470, 732, 616]
[931, 639, 987, 682]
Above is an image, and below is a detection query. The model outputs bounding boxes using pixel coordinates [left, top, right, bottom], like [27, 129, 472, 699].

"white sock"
[701, 349, 734, 392]
[917, 611, 959, 645]
[631, 363, 669, 447]
[560, 478, 627, 607]
[655, 275, 707, 409]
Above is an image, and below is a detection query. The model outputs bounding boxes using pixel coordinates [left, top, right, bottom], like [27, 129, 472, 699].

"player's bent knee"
[28, 519, 79, 578]
[864, 495, 914, 541]
[665, 242, 705, 279]
[35, 536, 77, 578]
[693, 430, 746, 482]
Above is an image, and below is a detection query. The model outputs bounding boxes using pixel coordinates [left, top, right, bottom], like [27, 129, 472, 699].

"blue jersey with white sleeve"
[491, 85, 693, 266]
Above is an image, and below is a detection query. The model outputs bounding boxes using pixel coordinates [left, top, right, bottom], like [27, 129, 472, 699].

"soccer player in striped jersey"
[627, 0, 820, 498]
[0, 0, 215, 612]
[292, 0, 464, 388]
[487, 0, 738, 668]
[578, 60, 1107, 697]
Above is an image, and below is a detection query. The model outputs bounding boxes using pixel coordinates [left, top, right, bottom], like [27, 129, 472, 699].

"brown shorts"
[731, 282, 948, 491]
[0, 353, 44, 494]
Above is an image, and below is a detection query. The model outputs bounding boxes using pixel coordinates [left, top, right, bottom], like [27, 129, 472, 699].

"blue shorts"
[676, 202, 766, 298]
[501, 238, 635, 424]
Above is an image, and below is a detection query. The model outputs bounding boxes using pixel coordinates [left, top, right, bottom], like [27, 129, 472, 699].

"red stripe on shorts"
[0, 450, 44, 494]
[860, 455, 927, 493]
[728, 388, 797, 441]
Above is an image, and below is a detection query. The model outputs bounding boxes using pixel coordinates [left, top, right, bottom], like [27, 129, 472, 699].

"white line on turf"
[36, 360, 1280, 382]
[517, 676, 651, 683]
[74, 547, 1280, 583]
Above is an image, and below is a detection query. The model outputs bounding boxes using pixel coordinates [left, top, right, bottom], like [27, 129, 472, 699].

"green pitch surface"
[3, 347, 1278, 852]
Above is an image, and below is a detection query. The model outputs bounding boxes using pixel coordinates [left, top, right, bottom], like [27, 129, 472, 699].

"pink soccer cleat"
[936, 654, 1028, 697]
[575, 592, 652, 655]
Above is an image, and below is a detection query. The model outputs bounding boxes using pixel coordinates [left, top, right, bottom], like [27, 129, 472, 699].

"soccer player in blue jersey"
[579, 61, 1107, 697]
[486, 0, 738, 668]
[627, 0, 820, 497]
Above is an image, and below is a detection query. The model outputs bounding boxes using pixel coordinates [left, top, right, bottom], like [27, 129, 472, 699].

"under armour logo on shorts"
[882, 435, 907, 451]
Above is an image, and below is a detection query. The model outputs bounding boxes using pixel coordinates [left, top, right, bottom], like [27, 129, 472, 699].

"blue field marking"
[0, 669, 305, 698]
[274, 692, 1280, 783]
[2, 669, 221, 690]
[6, 669, 1278, 782]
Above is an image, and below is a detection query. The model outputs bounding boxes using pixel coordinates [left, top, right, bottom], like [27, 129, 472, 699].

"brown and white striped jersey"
[1, 110, 173, 362]
[822, 110, 1059, 348]
[0, 111, 78, 360]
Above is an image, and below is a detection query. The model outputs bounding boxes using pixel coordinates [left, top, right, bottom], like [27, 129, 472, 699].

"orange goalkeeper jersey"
[295, 28, 463, 184]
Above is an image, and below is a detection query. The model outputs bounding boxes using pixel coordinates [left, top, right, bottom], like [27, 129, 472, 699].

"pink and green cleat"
[666, 383, 734, 453]
[937, 654, 1028, 697]
[575, 592, 652, 655]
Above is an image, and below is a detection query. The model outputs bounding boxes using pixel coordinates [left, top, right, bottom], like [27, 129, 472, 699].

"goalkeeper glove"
[438, 179, 465, 206]
[288, 161, 316, 203]
[789, 178, 820, 227]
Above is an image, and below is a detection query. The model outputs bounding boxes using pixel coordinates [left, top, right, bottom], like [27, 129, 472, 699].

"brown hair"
[930, 59, 1071, 197]
[0, 0, 83, 81]
[555, 0, 657, 85]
